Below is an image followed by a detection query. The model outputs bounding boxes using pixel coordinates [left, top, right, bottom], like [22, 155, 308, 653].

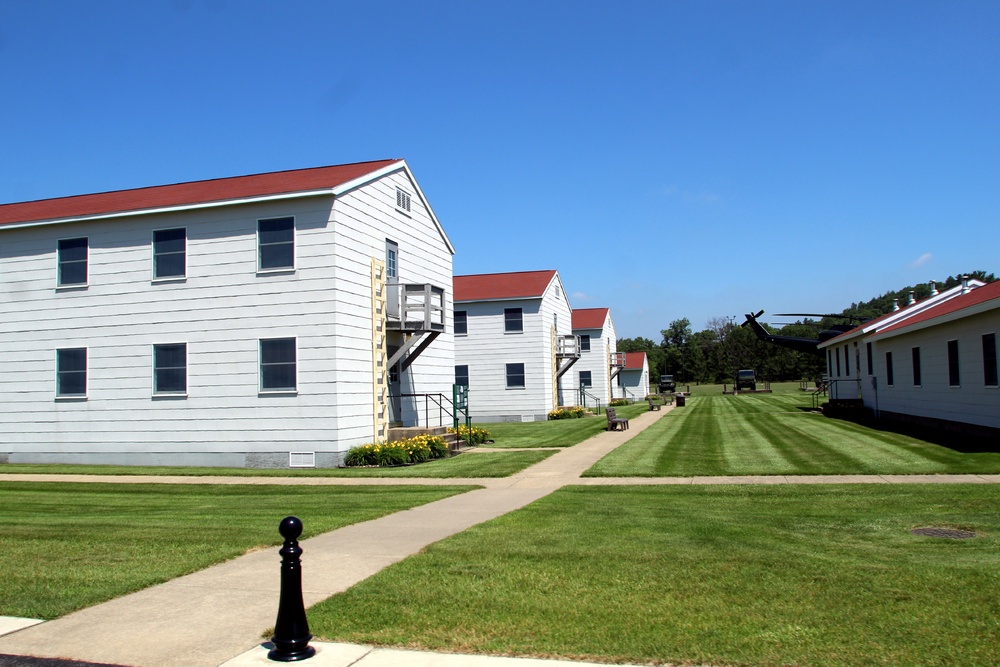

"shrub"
[344, 435, 449, 467]
[547, 406, 587, 420]
[448, 425, 493, 445]
[609, 398, 630, 407]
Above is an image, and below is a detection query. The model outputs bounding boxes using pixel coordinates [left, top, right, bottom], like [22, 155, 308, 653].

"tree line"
[618, 271, 996, 385]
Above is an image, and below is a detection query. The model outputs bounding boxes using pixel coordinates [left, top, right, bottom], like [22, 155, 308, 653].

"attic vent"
[396, 188, 411, 212]
[289, 452, 316, 468]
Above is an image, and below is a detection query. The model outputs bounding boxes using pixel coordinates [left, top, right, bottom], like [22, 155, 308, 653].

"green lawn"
[478, 403, 649, 449]
[0, 482, 474, 619]
[0, 450, 553, 478]
[306, 484, 1000, 667]
[586, 390, 1000, 476]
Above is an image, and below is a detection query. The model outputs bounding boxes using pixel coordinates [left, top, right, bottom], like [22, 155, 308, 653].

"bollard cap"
[278, 516, 303, 541]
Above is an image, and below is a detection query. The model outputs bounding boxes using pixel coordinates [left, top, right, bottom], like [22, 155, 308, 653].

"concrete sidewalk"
[0, 409, 667, 667]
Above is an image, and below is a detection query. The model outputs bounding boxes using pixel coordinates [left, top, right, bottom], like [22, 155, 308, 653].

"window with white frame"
[153, 228, 186, 279]
[58, 238, 88, 286]
[580, 334, 591, 352]
[154, 343, 187, 394]
[258, 217, 294, 271]
[504, 308, 523, 333]
[386, 239, 399, 280]
[579, 370, 592, 388]
[396, 187, 411, 212]
[454, 310, 468, 335]
[56, 348, 87, 397]
[455, 364, 469, 386]
[260, 338, 297, 392]
[506, 362, 525, 388]
[885, 351, 894, 386]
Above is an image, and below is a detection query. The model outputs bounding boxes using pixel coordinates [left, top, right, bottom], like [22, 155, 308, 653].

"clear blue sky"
[2, 1, 997, 339]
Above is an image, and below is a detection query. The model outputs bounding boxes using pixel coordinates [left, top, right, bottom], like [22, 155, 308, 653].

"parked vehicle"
[658, 374, 676, 392]
[735, 369, 757, 391]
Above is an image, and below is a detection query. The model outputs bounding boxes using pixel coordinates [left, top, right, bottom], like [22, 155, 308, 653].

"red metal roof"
[872, 280, 1000, 338]
[572, 308, 609, 330]
[453, 270, 557, 302]
[623, 352, 647, 370]
[0, 159, 402, 226]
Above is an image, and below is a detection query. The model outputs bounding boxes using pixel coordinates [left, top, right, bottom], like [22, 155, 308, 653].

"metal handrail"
[390, 392, 455, 428]
[578, 386, 603, 413]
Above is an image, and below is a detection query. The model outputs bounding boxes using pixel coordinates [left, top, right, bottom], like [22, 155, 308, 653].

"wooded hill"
[619, 271, 997, 385]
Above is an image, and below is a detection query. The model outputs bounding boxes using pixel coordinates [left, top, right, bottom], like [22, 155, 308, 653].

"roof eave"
[0, 188, 337, 231]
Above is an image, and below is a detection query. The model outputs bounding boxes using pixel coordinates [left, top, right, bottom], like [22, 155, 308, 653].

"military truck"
[658, 374, 676, 392]
[735, 369, 756, 391]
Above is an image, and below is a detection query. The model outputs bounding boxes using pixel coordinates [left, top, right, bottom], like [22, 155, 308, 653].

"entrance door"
[387, 345, 402, 425]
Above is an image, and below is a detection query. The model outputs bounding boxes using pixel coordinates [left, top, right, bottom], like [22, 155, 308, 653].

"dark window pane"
[155, 368, 186, 393]
[454, 311, 467, 335]
[912, 347, 921, 386]
[154, 344, 187, 393]
[455, 364, 469, 386]
[262, 338, 296, 363]
[948, 340, 960, 386]
[57, 348, 87, 396]
[261, 338, 296, 390]
[259, 218, 294, 270]
[59, 238, 87, 261]
[886, 352, 894, 386]
[258, 217, 293, 243]
[504, 308, 522, 333]
[580, 371, 592, 387]
[153, 229, 186, 278]
[153, 228, 186, 252]
[58, 238, 88, 285]
[580, 335, 591, 352]
[984, 334, 998, 386]
[155, 253, 185, 278]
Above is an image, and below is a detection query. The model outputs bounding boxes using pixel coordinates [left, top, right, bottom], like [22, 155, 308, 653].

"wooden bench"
[647, 397, 661, 411]
[606, 407, 629, 431]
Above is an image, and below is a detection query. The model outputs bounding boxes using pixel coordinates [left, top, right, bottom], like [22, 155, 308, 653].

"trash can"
[675, 393, 686, 407]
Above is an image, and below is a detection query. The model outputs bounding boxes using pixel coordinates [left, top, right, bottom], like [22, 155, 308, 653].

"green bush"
[609, 398, 630, 407]
[547, 406, 587, 420]
[344, 435, 449, 467]
[448, 425, 493, 445]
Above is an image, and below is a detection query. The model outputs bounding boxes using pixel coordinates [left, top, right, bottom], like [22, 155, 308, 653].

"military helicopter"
[741, 310, 863, 356]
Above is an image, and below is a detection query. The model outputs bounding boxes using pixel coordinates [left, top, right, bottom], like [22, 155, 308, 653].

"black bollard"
[268, 516, 316, 662]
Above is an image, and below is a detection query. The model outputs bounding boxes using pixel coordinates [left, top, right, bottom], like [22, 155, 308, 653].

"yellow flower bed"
[344, 435, 449, 467]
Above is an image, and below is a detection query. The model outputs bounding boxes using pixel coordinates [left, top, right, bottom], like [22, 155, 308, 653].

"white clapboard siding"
[868, 309, 1000, 429]
[456, 272, 572, 422]
[572, 311, 617, 406]
[0, 163, 454, 466]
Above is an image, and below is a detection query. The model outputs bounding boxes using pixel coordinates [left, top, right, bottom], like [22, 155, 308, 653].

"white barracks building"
[0, 159, 456, 468]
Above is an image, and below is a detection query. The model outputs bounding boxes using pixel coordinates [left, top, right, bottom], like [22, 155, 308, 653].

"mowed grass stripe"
[713, 398, 799, 473]
[585, 391, 1000, 477]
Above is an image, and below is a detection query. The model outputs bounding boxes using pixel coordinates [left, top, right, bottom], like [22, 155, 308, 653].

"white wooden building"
[818, 278, 999, 437]
[571, 307, 619, 408]
[0, 159, 455, 467]
[616, 352, 650, 401]
[453, 270, 579, 422]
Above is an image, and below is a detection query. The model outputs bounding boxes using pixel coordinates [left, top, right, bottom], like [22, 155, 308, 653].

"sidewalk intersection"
[1, 405, 997, 667]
